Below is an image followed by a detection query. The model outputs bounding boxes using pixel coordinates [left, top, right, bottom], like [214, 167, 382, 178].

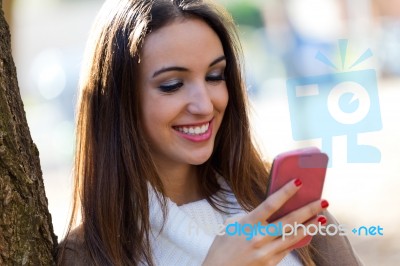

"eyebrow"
[152, 55, 226, 78]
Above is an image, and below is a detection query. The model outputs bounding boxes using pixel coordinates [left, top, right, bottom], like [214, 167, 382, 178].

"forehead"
[139, 18, 224, 76]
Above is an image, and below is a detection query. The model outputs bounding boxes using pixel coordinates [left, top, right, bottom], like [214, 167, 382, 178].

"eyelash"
[158, 73, 225, 93]
[159, 81, 183, 93]
[206, 74, 225, 83]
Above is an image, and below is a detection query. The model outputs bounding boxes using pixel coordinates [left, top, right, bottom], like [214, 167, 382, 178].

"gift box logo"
[287, 40, 382, 165]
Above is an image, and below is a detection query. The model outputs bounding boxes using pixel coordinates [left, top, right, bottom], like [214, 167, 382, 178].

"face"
[138, 18, 228, 171]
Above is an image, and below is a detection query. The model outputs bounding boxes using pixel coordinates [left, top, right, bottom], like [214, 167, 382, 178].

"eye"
[206, 70, 225, 83]
[158, 80, 183, 93]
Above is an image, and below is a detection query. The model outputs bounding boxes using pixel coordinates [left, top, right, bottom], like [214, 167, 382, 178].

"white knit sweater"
[148, 178, 303, 266]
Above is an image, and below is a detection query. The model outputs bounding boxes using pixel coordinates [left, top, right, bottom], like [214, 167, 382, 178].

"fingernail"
[294, 178, 302, 187]
[318, 216, 327, 225]
[321, 199, 329, 208]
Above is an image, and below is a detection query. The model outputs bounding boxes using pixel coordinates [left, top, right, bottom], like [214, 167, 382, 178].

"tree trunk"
[0, 1, 58, 265]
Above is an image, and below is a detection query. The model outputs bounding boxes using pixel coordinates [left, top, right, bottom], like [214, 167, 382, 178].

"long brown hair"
[64, 0, 315, 265]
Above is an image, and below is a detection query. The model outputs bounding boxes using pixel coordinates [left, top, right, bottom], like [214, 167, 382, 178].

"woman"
[58, 0, 363, 265]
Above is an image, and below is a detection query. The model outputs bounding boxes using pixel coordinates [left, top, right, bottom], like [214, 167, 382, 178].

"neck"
[157, 163, 203, 206]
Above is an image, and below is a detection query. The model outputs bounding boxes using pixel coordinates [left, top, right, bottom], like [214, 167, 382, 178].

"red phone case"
[266, 147, 328, 249]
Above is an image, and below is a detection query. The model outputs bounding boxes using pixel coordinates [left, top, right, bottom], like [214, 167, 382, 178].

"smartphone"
[266, 147, 328, 248]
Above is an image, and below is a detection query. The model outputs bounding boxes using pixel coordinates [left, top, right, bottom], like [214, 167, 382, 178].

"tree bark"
[0, 1, 58, 265]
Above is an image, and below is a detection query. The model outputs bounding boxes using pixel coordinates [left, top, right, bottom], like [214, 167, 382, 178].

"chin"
[188, 153, 213, 166]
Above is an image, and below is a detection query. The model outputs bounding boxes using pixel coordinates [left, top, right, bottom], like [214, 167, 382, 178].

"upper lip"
[173, 118, 213, 127]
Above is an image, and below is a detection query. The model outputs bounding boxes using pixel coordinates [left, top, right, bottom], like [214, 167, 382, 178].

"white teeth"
[175, 122, 210, 135]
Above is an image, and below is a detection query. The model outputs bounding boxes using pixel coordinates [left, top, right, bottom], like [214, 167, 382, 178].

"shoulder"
[311, 210, 364, 265]
[57, 225, 94, 266]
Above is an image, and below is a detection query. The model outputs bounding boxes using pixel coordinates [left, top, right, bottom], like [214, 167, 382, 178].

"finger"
[289, 214, 328, 241]
[256, 199, 328, 248]
[244, 179, 302, 224]
[275, 199, 329, 231]
[280, 214, 328, 248]
[258, 214, 327, 254]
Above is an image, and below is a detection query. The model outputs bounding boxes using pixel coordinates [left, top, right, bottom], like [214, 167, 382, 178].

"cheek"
[141, 93, 183, 129]
[140, 92, 163, 140]
[213, 85, 229, 112]
[141, 102, 169, 148]
[142, 100, 166, 131]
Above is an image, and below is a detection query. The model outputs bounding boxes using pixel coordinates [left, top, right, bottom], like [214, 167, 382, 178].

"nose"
[187, 81, 213, 115]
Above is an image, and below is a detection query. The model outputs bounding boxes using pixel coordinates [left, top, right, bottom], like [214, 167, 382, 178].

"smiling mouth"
[173, 121, 211, 136]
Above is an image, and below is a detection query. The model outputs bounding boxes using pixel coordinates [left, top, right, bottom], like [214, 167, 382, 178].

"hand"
[202, 179, 328, 266]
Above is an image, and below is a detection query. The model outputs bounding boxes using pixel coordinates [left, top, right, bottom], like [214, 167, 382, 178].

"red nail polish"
[321, 199, 329, 208]
[294, 178, 302, 187]
[318, 216, 327, 225]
